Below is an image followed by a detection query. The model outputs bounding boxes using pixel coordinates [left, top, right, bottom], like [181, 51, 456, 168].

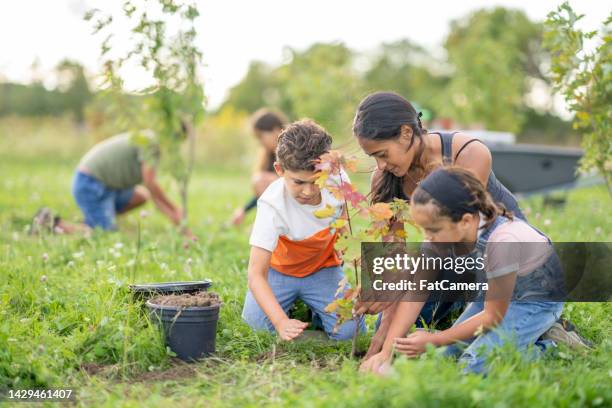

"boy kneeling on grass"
[242, 120, 365, 341]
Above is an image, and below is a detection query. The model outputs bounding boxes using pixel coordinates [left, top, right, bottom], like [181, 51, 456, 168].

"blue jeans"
[242, 265, 365, 340]
[72, 171, 134, 230]
[444, 300, 563, 374]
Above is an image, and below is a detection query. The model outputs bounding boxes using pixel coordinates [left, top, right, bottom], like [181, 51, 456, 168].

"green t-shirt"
[79, 132, 159, 189]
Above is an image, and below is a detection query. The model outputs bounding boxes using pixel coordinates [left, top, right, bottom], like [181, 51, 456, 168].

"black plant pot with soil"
[146, 291, 221, 362]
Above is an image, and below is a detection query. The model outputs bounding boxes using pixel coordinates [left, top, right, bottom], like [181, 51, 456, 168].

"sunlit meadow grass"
[0, 118, 610, 407]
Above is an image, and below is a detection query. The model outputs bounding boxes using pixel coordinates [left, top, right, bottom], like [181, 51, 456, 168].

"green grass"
[1, 123, 611, 407]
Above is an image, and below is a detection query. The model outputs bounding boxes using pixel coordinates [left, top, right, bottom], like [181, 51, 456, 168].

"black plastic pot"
[146, 299, 220, 362]
[130, 280, 212, 301]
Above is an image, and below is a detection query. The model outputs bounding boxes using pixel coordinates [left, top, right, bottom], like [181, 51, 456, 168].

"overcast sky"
[0, 0, 609, 108]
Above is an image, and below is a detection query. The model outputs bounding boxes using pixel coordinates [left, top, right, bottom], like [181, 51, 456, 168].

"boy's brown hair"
[276, 119, 332, 171]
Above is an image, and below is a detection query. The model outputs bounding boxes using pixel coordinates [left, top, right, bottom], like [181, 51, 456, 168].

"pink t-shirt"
[483, 219, 552, 279]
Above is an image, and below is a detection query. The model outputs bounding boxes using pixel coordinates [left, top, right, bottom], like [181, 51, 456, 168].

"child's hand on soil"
[359, 351, 392, 375]
[275, 318, 308, 341]
[394, 330, 438, 357]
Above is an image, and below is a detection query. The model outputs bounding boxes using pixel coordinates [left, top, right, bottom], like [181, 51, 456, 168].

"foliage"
[314, 151, 411, 340]
[86, 0, 206, 222]
[0, 60, 92, 122]
[544, 2, 612, 195]
[443, 7, 549, 133]
[0, 127, 611, 404]
[363, 39, 448, 119]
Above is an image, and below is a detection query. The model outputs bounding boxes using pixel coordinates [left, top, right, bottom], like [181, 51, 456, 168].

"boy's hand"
[275, 318, 309, 341]
[359, 351, 392, 375]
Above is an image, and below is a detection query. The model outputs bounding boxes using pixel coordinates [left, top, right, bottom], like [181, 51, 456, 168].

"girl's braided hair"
[412, 166, 513, 228]
[276, 119, 332, 171]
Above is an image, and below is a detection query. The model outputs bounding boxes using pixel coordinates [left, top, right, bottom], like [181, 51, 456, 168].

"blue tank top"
[435, 132, 526, 221]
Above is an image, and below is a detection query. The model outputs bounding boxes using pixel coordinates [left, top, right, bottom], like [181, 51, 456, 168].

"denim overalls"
[408, 132, 529, 325]
[444, 215, 565, 374]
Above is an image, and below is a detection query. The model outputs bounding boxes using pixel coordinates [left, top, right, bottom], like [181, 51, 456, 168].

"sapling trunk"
[179, 119, 196, 226]
[339, 171, 361, 358]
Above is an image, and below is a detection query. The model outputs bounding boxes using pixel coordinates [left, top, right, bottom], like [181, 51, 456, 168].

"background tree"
[276, 43, 364, 138]
[55, 59, 92, 124]
[86, 0, 206, 225]
[443, 8, 549, 133]
[220, 61, 278, 114]
[544, 2, 612, 195]
[362, 39, 448, 120]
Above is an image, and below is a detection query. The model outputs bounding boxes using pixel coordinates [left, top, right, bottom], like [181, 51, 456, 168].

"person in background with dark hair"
[230, 108, 287, 226]
[352, 91, 590, 358]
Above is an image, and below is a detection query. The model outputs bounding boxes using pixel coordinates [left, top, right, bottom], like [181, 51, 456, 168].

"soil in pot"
[147, 291, 221, 362]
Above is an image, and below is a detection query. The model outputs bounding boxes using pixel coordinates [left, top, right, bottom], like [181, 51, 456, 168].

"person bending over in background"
[31, 127, 194, 239]
[230, 108, 287, 226]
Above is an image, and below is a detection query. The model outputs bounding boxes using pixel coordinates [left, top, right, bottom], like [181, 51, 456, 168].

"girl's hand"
[275, 318, 308, 341]
[359, 351, 392, 375]
[394, 330, 438, 357]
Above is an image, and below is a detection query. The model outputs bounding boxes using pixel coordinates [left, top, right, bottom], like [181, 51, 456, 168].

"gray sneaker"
[542, 318, 594, 350]
[30, 207, 58, 235]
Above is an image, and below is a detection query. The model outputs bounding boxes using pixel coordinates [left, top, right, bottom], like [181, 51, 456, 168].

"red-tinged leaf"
[327, 186, 344, 201]
[317, 151, 344, 175]
[344, 157, 358, 172]
[338, 181, 367, 207]
[369, 202, 394, 221]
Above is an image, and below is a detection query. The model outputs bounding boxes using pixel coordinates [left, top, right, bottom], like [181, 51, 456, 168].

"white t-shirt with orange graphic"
[249, 172, 348, 277]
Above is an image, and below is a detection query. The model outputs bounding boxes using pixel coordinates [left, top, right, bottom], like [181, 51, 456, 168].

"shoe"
[30, 207, 59, 235]
[542, 318, 594, 350]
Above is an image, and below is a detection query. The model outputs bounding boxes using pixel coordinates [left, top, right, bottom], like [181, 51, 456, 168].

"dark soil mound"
[149, 291, 220, 308]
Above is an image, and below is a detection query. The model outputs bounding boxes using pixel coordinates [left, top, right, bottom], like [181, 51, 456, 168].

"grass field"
[1, 120, 611, 407]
